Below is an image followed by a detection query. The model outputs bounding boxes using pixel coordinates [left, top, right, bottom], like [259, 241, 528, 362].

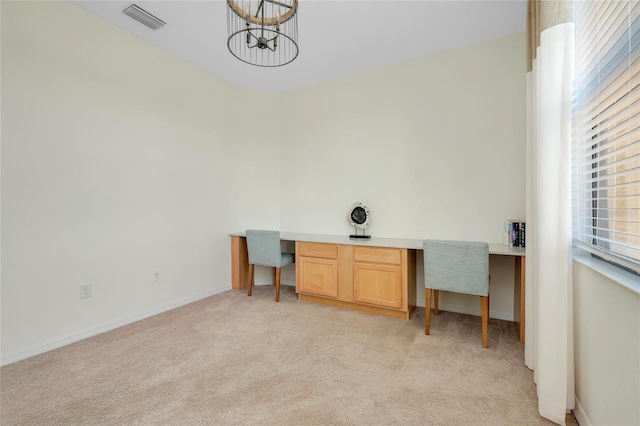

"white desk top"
[230, 231, 525, 257]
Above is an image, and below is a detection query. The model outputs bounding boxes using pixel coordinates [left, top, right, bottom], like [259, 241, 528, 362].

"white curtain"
[525, 13, 576, 426]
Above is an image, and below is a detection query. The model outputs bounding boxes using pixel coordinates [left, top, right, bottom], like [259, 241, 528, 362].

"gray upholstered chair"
[246, 230, 294, 302]
[423, 240, 490, 348]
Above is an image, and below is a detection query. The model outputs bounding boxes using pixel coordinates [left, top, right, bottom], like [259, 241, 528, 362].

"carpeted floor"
[1, 285, 577, 425]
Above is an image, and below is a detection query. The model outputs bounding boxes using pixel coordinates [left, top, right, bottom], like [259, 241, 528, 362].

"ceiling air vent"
[123, 4, 166, 30]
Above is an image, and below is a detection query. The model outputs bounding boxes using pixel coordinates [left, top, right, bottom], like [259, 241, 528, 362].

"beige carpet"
[1, 286, 577, 425]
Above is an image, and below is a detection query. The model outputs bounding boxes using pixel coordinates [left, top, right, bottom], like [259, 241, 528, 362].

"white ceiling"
[69, 0, 527, 92]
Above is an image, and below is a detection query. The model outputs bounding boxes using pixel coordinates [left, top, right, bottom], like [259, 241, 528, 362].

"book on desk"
[504, 219, 526, 248]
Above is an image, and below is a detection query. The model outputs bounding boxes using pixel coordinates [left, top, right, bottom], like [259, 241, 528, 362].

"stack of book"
[504, 219, 526, 247]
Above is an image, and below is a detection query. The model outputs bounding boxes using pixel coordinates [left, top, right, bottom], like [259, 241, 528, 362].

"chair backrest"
[423, 240, 489, 296]
[246, 230, 283, 267]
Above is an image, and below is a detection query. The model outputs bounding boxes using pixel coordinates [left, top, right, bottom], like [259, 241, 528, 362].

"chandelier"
[226, 0, 299, 67]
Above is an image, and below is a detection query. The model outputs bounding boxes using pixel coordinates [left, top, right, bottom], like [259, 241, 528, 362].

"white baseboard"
[258, 280, 513, 320]
[416, 299, 514, 322]
[258, 281, 513, 321]
[573, 397, 591, 426]
[0, 285, 230, 367]
[254, 279, 296, 286]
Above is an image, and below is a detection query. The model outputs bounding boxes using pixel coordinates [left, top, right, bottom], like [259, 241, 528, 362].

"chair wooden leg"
[425, 288, 432, 335]
[434, 289, 439, 315]
[275, 267, 282, 302]
[481, 296, 489, 348]
[247, 264, 254, 297]
[272, 268, 276, 286]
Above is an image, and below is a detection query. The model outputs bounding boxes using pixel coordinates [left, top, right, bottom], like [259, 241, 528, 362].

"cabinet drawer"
[298, 242, 338, 259]
[354, 247, 402, 265]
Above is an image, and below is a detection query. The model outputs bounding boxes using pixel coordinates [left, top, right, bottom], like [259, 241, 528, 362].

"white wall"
[1, 2, 526, 364]
[1, 1, 280, 364]
[279, 33, 526, 316]
[573, 261, 640, 426]
[5, 7, 638, 423]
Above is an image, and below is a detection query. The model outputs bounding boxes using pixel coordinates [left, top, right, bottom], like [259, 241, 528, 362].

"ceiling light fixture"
[226, 0, 299, 67]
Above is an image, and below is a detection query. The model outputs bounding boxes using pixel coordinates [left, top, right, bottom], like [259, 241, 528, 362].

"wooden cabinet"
[296, 241, 416, 320]
[353, 247, 403, 309]
[297, 242, 338, 298]
[353, 263, 402, 308]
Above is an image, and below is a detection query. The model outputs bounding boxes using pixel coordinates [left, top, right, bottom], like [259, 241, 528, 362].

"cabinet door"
[298, 256, 338, 298]
[353, 263, 403, 309]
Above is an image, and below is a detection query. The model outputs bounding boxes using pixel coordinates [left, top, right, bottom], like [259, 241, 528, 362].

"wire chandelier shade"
[227, 0, 299, 67]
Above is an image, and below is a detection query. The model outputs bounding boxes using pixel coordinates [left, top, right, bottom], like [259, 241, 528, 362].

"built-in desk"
[230, 232, 525, 342]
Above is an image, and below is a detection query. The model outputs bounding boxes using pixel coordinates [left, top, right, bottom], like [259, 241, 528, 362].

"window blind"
[572, 0, 640, 273]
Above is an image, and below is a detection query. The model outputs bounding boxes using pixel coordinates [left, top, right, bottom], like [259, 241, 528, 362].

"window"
[572, 0, 640, 274]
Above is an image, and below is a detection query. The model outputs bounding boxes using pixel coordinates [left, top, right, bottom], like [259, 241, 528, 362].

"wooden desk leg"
[513, 256, 526, 344]
[231, 236, 249, 290]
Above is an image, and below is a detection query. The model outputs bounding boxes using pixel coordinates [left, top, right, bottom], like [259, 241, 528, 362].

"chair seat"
[279, 252, 294, 268]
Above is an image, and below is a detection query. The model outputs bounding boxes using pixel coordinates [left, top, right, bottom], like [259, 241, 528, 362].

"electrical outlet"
[79, 283, 92, 299]
[154, 271, 160, 282]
